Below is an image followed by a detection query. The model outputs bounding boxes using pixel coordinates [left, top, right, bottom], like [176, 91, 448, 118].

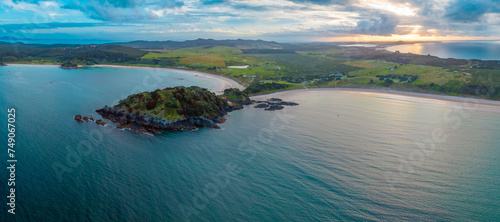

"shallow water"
[1, 65, 499, 221]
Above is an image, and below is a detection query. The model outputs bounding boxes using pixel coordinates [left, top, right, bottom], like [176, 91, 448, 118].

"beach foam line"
[251, 88, 500, 112]
[92, 64, 244, 93]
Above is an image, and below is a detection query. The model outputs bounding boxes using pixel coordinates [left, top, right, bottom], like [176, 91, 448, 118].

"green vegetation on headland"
[2, 39, 500, 99]
[94, 86, 240, 134]
[87, 85, 299, 134]
[221, 88, 251, 105]
[117, 86, 229, 120]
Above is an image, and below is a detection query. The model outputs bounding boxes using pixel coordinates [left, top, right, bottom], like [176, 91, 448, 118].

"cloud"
[3, 0, 500, 42]
[0, 22, 103, 30]
[286, 0, 353, 5]
[200, 0, 228, 5]
[62, 0, 184, 21]
[353, 13, 399, 36]
[3, 0, 62, 12]
[444, 0, 500, 23]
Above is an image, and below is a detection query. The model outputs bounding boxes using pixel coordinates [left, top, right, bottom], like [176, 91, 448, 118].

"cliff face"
[96, 86, 238, 134]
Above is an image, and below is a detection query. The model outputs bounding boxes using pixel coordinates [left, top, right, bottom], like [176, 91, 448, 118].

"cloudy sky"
[1, 0, 500, 43]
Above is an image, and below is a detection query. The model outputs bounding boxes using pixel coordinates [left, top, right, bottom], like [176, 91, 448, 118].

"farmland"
[2, 39, 500, 99]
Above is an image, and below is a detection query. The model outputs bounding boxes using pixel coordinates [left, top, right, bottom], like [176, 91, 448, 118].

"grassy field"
[112, 46, 500, 98]
[84, 45, 500, 98]
[5, 39, 500, 99]
[347, 60, 470, 85]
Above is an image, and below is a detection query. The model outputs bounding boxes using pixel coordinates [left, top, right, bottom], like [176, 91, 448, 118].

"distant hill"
[114, 38, 285, 50]
[0, 36, 32, 41]
[0, 42, 147, 63]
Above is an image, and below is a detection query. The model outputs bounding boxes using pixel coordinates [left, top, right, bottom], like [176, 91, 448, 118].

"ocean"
[386, 41, 500, 60]
[1, 65, 499, 221]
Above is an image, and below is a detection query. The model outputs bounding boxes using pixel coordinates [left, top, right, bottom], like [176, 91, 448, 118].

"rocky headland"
[75, 86, 298, 134]
[93, 86, 239, 134]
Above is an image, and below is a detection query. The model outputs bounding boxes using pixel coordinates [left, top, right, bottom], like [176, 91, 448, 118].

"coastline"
[251, 88, 500, 112]
[5, 63, 500, 111]
[92, 65, 245, 93]
[5, 63, 244, 94]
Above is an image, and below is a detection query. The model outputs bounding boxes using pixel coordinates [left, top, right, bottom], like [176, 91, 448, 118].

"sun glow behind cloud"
[323, 35, 499, 42]
[361, 0, 417, 16]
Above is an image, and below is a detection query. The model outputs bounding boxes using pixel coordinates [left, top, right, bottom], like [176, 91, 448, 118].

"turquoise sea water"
[386, 41, 500, 60]
[1, 65, 499, 221]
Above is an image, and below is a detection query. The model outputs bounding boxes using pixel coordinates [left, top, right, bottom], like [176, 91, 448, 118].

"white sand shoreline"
[92, 64, 244, 93]
[251, 88, 500, 112]
[6, 64, 500, 111]
[6, 63, 244, 94]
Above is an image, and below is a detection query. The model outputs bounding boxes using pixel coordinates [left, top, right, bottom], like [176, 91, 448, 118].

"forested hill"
[114, 38, 285, 49]
[0, 42, 147, 63]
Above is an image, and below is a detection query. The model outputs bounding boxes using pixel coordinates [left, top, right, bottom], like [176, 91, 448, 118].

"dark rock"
[265, 105, 284, 111]
[254, 103, 269, 108]
[95, 103, 236, 134]
[278, 101, 299, 106]
[96, 119, 106, 126]
[60, 62, 78, 69]
[74, 115, 83, 123]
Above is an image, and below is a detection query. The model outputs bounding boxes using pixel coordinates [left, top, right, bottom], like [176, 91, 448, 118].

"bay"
[1, 65, 499, 221]
[386, 41, 500, 60]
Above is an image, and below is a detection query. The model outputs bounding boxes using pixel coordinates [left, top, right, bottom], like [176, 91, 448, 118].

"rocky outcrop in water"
[95, 105, 229, 134]
[60, 62, 78, 69]
[74, 115, 83, 123]
[253, 98, 299, 111]
[265, 105, 284, 111]
[74, 115, 106, 126]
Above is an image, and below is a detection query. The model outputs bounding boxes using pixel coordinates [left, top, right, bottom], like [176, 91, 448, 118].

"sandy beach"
[92, 64, 244, 94]
[6, 63, 500, 112]
[251, 88, 500, 112]
[6, 63, 244, 94]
